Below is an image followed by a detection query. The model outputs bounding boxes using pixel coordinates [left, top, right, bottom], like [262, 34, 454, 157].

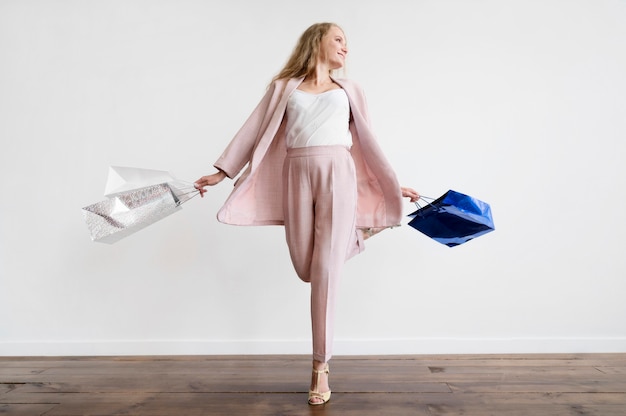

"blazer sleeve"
[213, 82, 279, 179]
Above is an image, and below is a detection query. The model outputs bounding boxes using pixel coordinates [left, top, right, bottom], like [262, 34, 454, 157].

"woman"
[194, 22, 419, 405]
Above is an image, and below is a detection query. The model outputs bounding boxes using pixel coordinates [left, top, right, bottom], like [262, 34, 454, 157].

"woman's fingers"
[401, 186, 420, 202]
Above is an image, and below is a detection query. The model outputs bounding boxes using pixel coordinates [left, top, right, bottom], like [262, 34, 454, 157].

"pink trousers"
[282, 146, 360, 363]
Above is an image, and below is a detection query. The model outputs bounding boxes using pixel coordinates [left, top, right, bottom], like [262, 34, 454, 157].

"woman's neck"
[298, 73, 339, 94]
[306, 65, 334, 85]
[305, 77, 333, 86]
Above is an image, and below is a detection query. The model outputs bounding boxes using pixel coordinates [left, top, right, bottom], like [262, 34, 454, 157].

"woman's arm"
[193, 81, 285, 198]
[213, 81, 279, 179]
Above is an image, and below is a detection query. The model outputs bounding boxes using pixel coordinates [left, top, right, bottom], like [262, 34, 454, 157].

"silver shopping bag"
[82, 167, 198, 244]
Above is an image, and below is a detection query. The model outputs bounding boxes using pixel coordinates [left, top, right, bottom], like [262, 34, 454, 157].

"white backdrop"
[1, 0, 625, 356]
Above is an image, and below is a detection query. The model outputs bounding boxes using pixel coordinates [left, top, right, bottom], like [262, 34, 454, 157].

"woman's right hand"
[194, 170, 227, 197]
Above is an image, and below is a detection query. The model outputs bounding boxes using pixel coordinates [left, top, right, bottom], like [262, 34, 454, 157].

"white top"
[285, 88, 353, 149]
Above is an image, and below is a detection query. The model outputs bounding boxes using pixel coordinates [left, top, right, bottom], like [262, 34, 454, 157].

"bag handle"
[177, 188, 201, 204]
[170, 182, 202, 206]
[414, 195, 436, 210]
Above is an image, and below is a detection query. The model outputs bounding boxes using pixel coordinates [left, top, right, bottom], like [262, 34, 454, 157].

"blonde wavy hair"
[272, 22, 345, 83]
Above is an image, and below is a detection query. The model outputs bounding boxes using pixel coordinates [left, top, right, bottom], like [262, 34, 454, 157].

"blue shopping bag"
[407, 190, 495, 247]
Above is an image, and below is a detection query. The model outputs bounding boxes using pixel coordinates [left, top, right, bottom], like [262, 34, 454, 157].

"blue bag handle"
[414, 195, 436, 210]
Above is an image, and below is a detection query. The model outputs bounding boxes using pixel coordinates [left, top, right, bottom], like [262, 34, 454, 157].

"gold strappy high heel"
[308, 364, 331, 405]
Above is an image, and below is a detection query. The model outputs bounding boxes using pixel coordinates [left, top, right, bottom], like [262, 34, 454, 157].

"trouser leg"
[283, 146, 357, 363]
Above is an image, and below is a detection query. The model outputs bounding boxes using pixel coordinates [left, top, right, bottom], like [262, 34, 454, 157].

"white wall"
[1, 0, 625, 356]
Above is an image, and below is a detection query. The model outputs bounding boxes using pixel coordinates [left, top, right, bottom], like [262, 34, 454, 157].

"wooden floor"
[1, 354, 625, 415]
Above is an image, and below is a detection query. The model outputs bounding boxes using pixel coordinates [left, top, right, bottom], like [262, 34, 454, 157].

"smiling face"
[319, 25, 348, 70]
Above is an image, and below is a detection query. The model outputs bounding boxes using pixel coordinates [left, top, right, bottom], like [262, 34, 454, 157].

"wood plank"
[596, 366, 626, 375]
[0, 403, 59, 416]
[3, 375, 450, 395]
[26, 392, 626, 416]
[448, 376, 626, 394]
[38, 393, 432, 416]
[425, 403, 626, 416]
[2, 353, 625, 364]
[415, 392, 626, 406]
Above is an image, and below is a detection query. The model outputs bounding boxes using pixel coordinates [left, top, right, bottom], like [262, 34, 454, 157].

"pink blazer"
[214, 77, 403, 228]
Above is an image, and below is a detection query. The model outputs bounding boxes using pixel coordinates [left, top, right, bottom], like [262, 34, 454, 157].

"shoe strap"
[312, 366, 329, 375]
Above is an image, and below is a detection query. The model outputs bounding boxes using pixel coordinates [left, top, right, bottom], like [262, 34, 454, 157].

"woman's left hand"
[401, 186, 420, 203]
